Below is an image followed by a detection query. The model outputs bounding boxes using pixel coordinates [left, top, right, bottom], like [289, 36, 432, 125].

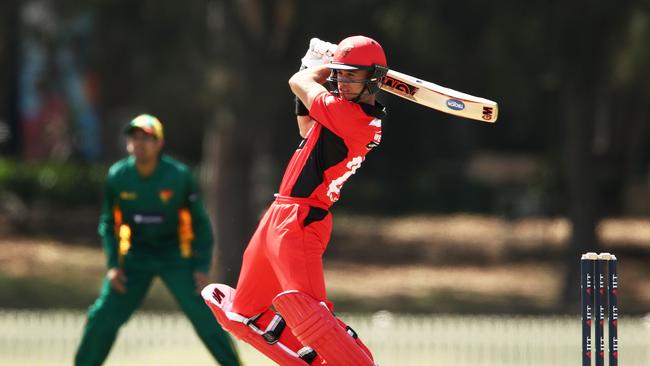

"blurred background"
[1, 0, 650, 365]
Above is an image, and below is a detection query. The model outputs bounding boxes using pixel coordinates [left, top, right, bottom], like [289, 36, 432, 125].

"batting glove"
[300, 38, 335, 68]
[309, 38, 336, 60]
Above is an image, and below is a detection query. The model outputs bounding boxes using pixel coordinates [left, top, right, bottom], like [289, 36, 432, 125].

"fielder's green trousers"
[74, 258, 241, 366]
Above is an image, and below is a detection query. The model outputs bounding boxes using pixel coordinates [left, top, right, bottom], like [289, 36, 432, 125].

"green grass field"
[3, 310, 649, 366]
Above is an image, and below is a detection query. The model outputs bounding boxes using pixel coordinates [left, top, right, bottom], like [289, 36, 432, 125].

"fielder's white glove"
[300, 38, 337, 68]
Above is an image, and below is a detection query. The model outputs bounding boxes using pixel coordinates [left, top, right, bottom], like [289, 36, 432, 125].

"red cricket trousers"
[232, 195, 332, 317]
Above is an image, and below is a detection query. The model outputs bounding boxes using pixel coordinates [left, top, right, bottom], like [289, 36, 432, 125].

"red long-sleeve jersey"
[277, 91, 386, 207]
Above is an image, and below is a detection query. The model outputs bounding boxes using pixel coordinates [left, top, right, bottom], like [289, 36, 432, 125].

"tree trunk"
[560, 82, 600, 311]
[209, 108, 255, 286]
[549, 0, 634, 312]
[2, 0, 20, 155]
[203, 0, 294, 286]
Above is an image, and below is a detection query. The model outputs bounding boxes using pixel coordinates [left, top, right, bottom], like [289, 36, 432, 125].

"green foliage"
[0, 159, 106, 206]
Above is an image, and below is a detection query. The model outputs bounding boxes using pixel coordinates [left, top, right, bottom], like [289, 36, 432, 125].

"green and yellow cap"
[124, 114, 164, 140]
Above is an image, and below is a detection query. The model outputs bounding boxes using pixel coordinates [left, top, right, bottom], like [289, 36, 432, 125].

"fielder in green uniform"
[74, 114, 240, 366]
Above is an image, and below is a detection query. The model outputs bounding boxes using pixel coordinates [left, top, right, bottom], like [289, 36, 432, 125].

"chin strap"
[350, 86, 369, 103]
[326, 73, 377, 102]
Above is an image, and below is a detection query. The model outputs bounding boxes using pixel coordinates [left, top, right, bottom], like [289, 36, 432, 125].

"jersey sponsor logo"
[327, 156, 364, 202]
[159, 189, 174, 203]
[120, 191, 137, 200]
[133, 213, 164, 224]
[446, 99, 465, 111]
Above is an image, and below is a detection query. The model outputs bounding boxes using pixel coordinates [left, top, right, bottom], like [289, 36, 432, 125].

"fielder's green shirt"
[98, 154, 213, 272]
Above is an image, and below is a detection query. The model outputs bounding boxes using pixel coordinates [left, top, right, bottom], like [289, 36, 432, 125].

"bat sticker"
[446, 99, 465, 111]
[482, 107, 494, 121]
[382, 75, 419, 96]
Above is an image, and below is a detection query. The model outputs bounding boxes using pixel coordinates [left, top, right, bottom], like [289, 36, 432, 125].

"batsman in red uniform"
[202, 35, 388, 365]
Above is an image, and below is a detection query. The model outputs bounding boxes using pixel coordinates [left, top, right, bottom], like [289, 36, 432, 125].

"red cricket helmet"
[327, 35, 388, 95]
[329, 35, 387, 70]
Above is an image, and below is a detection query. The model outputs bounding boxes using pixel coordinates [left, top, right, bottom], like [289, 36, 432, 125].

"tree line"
[1, 0, 649, 308]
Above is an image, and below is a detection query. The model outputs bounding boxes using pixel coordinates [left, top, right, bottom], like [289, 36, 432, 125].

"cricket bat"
[380, 69, 498, 123]
[312, 38, 498, 123]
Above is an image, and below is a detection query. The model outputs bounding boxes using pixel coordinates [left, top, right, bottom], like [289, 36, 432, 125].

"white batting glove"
[301, 49, 324, 68]
[309, 38, 337, 59]
[300, 38, 336, 68]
